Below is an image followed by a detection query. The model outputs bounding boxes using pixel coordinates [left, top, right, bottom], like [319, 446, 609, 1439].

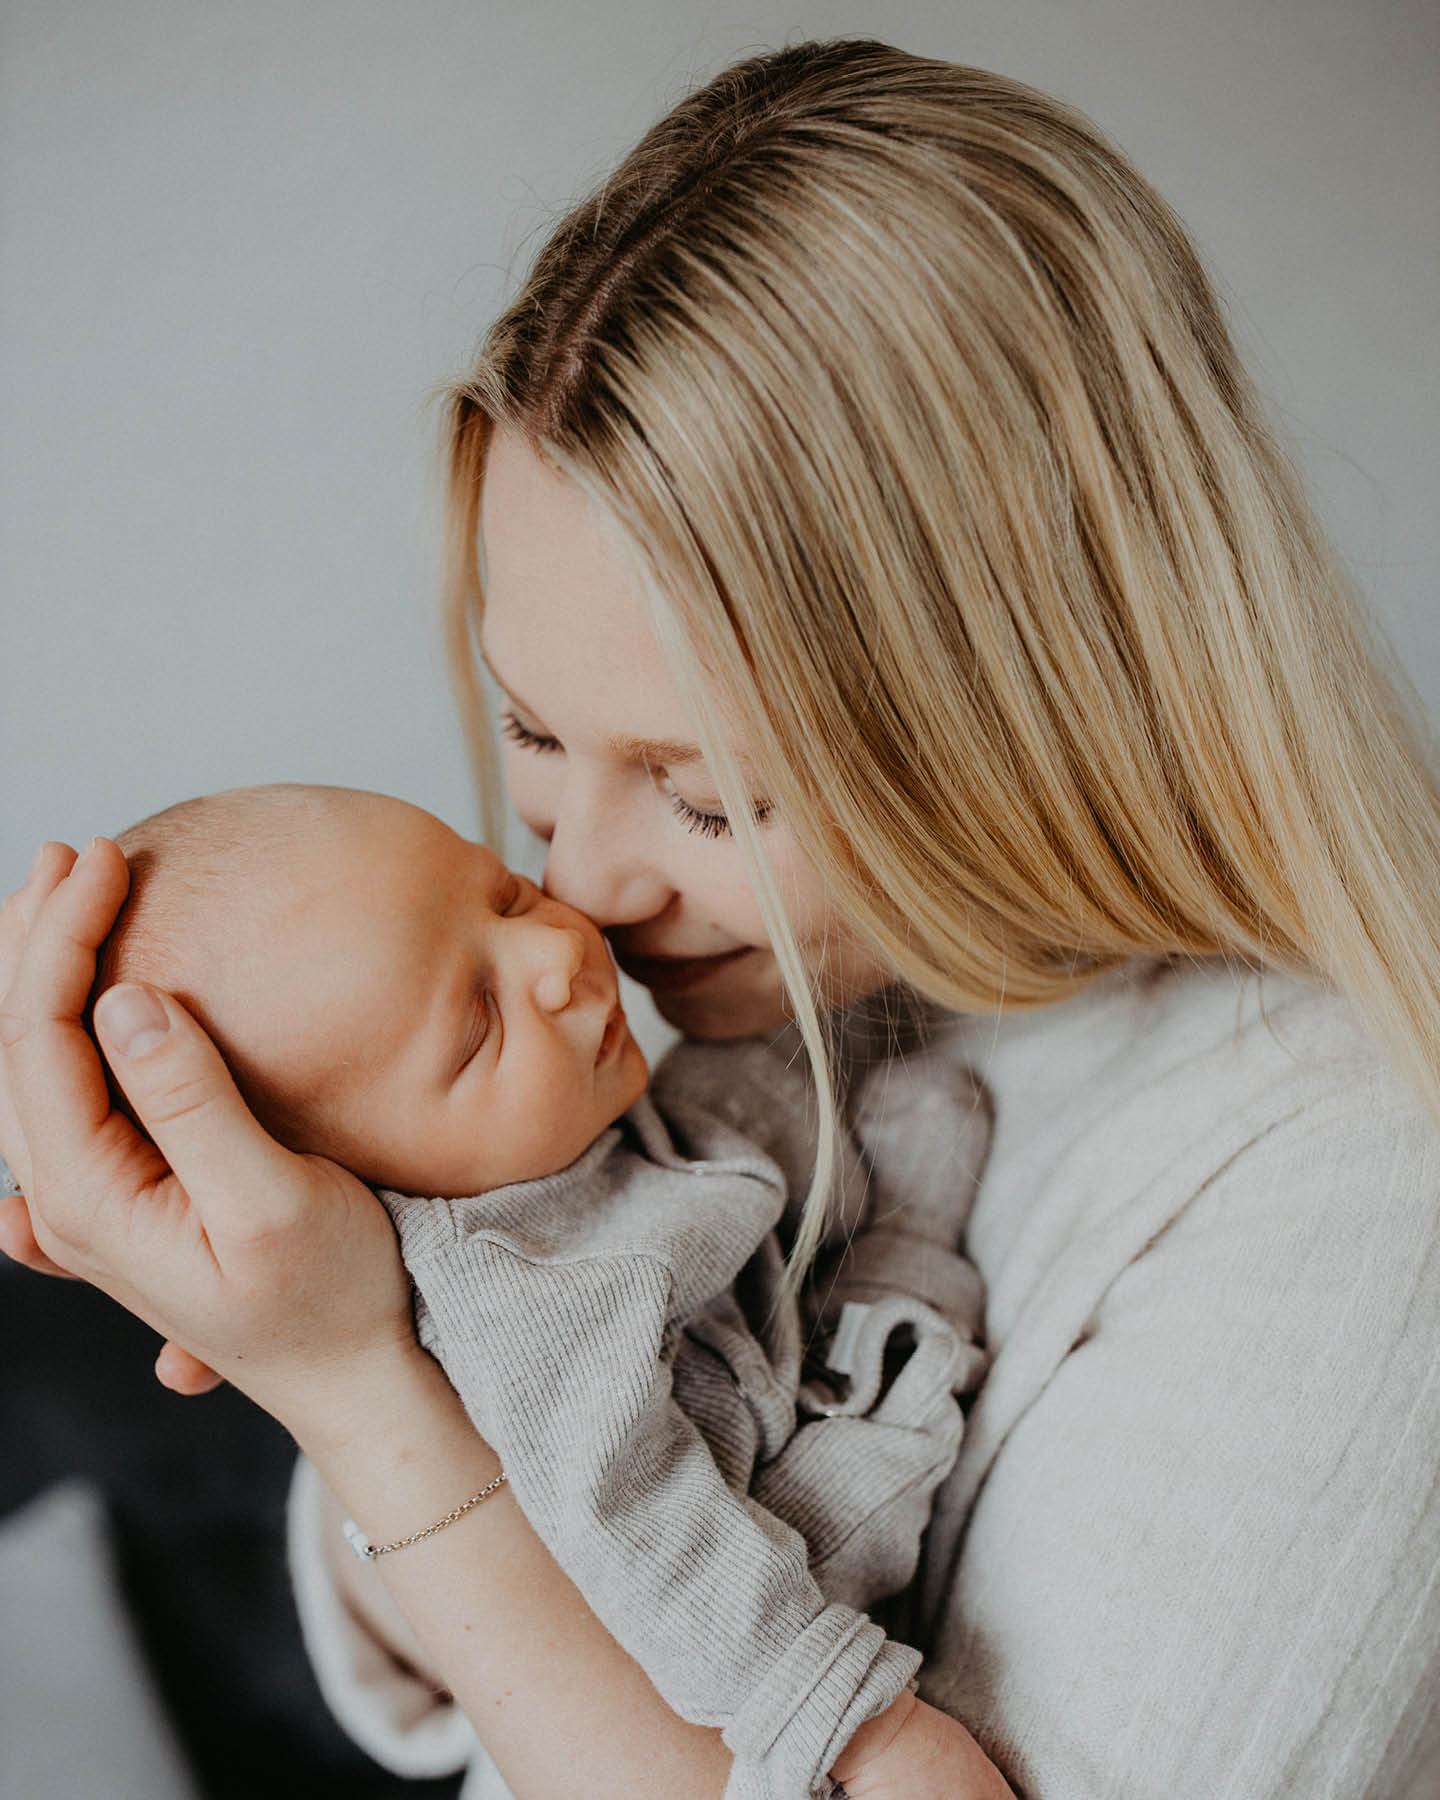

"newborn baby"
[96, 782, 650, 1197]
[97, 784, 989, 1800]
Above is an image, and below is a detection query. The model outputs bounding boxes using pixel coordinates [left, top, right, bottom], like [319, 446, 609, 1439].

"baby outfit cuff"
[720, 1606, 922, 1800]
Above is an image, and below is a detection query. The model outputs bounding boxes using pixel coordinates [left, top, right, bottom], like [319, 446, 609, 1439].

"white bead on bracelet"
[342, 1471, 508, 1562]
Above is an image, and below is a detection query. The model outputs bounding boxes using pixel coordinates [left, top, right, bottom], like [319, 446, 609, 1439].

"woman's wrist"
[288, 1337, 503, 1545]
[295, 1342, 734, 1800]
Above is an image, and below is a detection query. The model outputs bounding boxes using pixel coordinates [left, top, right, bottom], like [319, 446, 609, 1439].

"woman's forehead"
[480, 436, 699, 747]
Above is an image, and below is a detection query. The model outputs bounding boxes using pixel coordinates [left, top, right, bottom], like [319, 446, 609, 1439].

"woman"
[4, 38, 1439, 1798]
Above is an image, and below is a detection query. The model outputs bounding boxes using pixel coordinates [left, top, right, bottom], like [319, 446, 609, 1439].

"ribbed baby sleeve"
[382, 1096, 919, 1799]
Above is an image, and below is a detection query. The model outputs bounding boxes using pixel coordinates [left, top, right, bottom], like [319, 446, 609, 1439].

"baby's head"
[94, 785, 648, 1195]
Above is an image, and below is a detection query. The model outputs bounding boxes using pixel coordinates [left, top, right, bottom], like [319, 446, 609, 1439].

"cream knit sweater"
[291, 960, 1440, 1798]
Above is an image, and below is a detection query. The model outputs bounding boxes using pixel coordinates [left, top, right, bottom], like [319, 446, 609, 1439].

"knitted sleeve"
[383, 1093, 920, 1800]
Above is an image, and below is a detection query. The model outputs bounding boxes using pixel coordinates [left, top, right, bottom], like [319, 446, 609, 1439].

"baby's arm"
[383, 1095, 920, 1800]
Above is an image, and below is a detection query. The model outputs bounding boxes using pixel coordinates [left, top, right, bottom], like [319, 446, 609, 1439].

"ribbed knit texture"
[381, 1036, 988, 1800]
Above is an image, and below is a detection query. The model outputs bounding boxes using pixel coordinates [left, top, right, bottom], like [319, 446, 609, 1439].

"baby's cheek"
[520, 1099, 601, 1182]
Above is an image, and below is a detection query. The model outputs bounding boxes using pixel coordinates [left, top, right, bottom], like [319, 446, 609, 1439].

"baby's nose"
[531, 925, 588, 1014]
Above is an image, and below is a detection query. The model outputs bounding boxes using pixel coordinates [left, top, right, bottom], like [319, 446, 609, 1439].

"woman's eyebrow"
[480, 648, 707, 768]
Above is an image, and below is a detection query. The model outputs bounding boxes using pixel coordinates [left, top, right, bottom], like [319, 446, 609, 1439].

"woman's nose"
[540, 800, 672, 929]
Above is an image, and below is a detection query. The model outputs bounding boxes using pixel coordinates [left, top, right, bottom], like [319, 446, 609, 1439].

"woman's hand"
[0, 846, 69, 1208]
[0, 838, 419, 1436]
[0, 844, 225, 1393]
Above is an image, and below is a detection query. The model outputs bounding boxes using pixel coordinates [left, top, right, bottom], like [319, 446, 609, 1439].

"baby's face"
[215, 793, 649, 1195]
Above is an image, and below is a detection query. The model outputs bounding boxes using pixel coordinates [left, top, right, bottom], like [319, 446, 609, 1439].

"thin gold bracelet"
[341, 1471, 507, 1562]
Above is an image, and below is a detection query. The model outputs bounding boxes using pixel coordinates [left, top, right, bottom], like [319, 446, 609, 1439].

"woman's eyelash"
[501, 711, 562, 754]
[500, 707, 770, 839]
[666, 789, 774, 840]
[668, 791, 734, 839]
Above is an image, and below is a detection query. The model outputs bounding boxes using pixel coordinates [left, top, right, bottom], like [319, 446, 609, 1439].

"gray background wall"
[4, 0, 1437, 902]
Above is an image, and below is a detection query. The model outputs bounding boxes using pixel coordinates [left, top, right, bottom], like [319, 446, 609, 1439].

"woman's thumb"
[93, 983, 297, 1223]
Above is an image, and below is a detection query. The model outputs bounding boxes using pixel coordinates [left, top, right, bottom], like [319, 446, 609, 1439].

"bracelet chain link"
[342, 1471, 507, 1562]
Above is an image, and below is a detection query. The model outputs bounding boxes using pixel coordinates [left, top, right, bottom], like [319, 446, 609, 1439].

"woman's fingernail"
[95, 984, 170, 1058]
[27, 846, 48, 880]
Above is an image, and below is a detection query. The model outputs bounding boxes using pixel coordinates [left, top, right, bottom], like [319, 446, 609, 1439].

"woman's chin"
[649, 955, 792, 1041]
[651, 945, 896, 1041]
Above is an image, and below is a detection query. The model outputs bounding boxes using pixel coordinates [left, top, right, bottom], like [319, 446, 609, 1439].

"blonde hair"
[442, 38, 1440, 1274]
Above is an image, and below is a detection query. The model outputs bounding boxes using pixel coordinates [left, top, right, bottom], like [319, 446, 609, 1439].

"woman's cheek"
[768, 835, 840, 944]
[501, 751, 558, 843]
[701, 865, 771, 941]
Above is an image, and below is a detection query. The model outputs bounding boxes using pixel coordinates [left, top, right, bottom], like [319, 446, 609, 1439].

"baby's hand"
[830, 1691, 1015, 1799]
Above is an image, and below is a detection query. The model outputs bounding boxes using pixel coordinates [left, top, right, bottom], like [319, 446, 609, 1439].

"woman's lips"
[614, 947, 753, 994]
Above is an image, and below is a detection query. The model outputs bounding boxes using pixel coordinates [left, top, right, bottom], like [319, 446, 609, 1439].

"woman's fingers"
[6, 838, 128, 1024]
[1, 845, 81, 978]
[8, 842, 81, 928]
[92, 984, 302, 1240]
[154, 1340, 225, 1395]
[0, 842, 83, 1191]
[4, 843, 413, 1426]
[1, 841, 140, 1250]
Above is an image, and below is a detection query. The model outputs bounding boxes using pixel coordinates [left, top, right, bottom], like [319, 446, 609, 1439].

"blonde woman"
[3, 38, 1439, 1799]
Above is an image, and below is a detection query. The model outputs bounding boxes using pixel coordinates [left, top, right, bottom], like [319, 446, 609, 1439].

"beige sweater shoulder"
[919, 959, 1440, 1799]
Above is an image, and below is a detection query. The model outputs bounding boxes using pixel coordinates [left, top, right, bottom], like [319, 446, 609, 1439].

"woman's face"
[478, 428, 890, 1039]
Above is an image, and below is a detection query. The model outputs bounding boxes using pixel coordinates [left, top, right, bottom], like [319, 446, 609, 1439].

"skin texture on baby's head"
[95, 785, 648, 1196]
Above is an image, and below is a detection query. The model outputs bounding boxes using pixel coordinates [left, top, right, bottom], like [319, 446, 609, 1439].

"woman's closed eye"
[501, 710, 562, 755]
[662, 781, 736, 840]
[501, 703, 772, 840]
[658, 772, 772, 841]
